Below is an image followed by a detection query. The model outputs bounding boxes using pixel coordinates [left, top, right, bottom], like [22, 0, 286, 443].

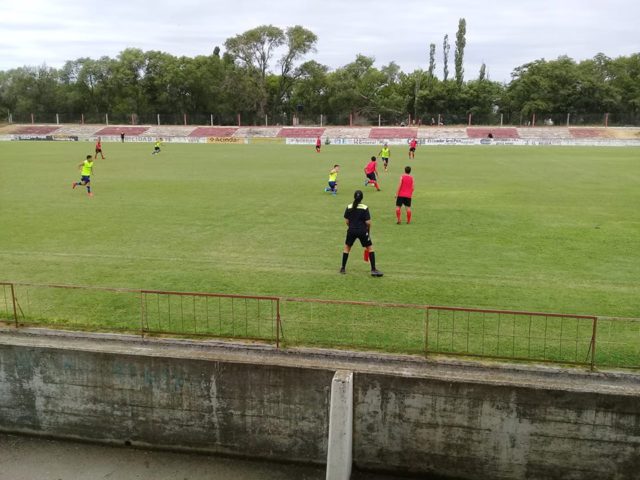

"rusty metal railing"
[1, 281, 638, 370]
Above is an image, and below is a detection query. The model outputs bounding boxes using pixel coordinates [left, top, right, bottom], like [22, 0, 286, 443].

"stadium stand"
[94, 126, 149, 136]
[609, 128, 640, 139]
[421, 127, 468, 139]
[329, 127, 372, 138]
[467, 128, 519, 139]
[517, 127, 571, 139]
[235, 127, 282, 138]
[369, 128, 417, 139]
[189, 127, 239, 137]
[569, 128, 612, 139]
[277, 127, 325, 137]
[12, 125, 60, 135]
[145, 126, 193, 137]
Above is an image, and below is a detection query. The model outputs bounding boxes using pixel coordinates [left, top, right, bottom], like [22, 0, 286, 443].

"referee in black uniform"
[340, 190, 383, 277]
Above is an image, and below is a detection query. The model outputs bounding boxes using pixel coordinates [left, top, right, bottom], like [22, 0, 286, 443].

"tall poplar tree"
[455, 18, 467, 85]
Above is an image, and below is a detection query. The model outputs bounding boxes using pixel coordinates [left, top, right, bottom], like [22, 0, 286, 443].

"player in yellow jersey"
[72, 155, 94, 197]
[324, 164, 340, 195]
[378, 142, 391, 172]
[152, 138, 163, 155]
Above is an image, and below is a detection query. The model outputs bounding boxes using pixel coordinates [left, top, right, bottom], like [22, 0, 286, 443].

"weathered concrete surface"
[1, 328, 640, 480]
[0, 330, 332, 464]
[0, 432, 326, 480]
[326, 370, 353, 480]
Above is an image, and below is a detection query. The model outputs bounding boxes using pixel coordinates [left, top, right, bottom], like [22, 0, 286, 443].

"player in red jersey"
[408, 137, 417, 159]
[364, 156, 381, 191]
[94, 137, 105, 159]
[316, 136, 322, 153]
[395, 166, 414, 224]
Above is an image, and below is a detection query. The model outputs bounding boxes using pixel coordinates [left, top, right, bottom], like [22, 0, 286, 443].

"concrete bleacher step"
[569, 128, 611, 139]
[517, 128, 571, 139]
[94, 126, 150, 136]
[236, 127, 282, 138]
[467, 127, 519, 139]
[189, 127, 239, 137]
[277, 127, 325, 138]
[369, 128, 417, 139]
[422, 128, 468, 139]
[12, 125, 60, 135]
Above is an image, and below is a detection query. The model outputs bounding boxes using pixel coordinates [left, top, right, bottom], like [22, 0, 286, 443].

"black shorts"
[396, 196, 412, 207]
[381, 157, 389, 164]
[95, 148, 102, 153]
[366, 172, 377, 181]
[345, 230, 372, 248]
[409, 147, 416, 152]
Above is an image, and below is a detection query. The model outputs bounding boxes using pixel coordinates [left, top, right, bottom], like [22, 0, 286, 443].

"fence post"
[590, 317, 598, 371]
[10, 283, 18, 327]
[56, 113, 60, 125]
[604, 113, 609, 128]
[276, 299, 281, 349]
[424, 308, 430, 357]
[139, 291, 145, 338]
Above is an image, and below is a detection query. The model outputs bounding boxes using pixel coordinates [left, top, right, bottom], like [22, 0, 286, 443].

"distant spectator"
[487, 132, 494, 139]
[120, 132, 125, 142]
[430, 117, 436, 126]
[316, 136, 322, 153]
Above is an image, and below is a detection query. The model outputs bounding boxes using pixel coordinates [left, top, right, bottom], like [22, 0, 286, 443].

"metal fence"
[7, 111, 639, 127]
[2, 282, 638, 370]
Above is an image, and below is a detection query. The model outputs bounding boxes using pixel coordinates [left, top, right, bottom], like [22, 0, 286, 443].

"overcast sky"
[1, 0, 638, 83]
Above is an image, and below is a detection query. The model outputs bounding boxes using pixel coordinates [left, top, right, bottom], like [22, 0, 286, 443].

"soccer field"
[1, 141, 639, 319]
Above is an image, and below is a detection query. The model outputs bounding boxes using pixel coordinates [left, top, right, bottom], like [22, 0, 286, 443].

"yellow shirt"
[329, 169, 338, 182]
[81, 160, 94, 176]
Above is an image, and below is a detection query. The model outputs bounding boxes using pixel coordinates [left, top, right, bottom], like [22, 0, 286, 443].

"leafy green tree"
[224, 25, 285, 117]
[443, 34, 450, 81]
[455, 18, 466, 85]
[428, 43, 436, 78]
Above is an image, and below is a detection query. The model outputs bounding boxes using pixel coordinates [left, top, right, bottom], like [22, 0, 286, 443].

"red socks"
[407, 210, 412, 224]
[396, 207, 401, 222]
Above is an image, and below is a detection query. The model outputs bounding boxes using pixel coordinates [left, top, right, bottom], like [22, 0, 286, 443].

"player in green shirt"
[72, 155, 94, 197]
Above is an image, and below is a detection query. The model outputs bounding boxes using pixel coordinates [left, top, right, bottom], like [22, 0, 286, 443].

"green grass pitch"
[1, 140, 639, 323]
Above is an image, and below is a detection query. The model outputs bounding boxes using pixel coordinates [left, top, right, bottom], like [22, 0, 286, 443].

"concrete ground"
[0, 433, 406, 480]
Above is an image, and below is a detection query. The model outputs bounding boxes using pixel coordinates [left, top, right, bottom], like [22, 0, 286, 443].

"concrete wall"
[354, 374, 640, 479]
[1, 330, 640, 479]
[0, 342, 332, 464]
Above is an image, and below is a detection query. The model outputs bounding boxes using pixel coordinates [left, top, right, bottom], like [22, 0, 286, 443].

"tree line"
[0, 23, 638, 126]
